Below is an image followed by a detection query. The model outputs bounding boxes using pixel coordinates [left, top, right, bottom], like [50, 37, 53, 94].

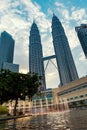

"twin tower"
[29, 14, 79, 89]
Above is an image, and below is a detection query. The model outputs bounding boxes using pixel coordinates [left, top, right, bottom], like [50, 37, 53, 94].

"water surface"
[0, 109, 87, 130]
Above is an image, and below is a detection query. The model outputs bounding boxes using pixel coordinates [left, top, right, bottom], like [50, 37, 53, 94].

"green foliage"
[0, 69, 42, 115]
[0, 69, 11, 104]
[24, 73, 42, 100]
[0, 105, 8, 115]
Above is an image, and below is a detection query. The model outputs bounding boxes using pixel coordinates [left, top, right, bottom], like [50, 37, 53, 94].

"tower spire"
[33, 19, 35, 23]
[53, 12, 55, 16]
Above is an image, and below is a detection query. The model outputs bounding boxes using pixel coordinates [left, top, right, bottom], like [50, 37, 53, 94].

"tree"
[24, 73, 42, 100]
[8, 72, 41, 115]
[0, 70, 41, 115]
[6, 72, 26, 115]
[0, 69, 11, 105]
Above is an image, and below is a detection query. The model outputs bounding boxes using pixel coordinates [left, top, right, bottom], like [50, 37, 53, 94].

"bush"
[0, 105, 9, 115]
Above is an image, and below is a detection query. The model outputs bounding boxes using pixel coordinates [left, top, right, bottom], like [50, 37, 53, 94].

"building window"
[74, 96, 78, 99]
[70, 98, 73, 100]
[80, 95, 84, 98]
[26, 105, 29, 107]
[85, 94, 87, 97]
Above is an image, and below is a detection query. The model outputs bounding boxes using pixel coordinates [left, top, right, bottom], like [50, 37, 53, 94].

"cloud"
[63, 24, 79, 49]
[42, 33, 54, 57]
[44, 59, 60, 88]
[72, 46, 87, 77]
[79, 52, 87, 62]
[55, 2, 65, 8]
[71, 8, 86, 22]
[0, 0, 10, 11]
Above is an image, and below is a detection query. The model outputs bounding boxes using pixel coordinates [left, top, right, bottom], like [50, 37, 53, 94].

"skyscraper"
[29, 22, 46, 90]
[52, 14, 78, 86]
[0, 31, 14, 68]
[0, 31, 19, 72]
[75, 24, 87, 58]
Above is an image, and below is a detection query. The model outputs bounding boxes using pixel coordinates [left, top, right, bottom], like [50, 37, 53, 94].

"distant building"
[52, 14, 78, 86]
[3, 62, 19, 73]
[0, 31, 14, 66]
[75, 24, 87, 58]
[29, 21, 46, 90]
[0, 31, 19, 72]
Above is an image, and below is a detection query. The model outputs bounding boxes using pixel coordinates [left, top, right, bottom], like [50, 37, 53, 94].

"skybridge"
[42, 55, 56, 61]
[42, 55, 58, 72]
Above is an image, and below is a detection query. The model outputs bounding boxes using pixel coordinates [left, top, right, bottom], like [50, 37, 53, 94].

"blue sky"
[0, 0, 87, 88]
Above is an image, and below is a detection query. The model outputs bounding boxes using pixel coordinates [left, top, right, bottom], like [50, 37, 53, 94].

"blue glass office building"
[0, 31, 14, 69]
[75, 24, 87, 58]
[0, 31, 19, 72]
[29, 22, 46, 90]
[52, 14, 78, 86]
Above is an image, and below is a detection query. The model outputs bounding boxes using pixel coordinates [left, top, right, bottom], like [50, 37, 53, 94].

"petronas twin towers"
[29, 14, 78, 89]
[29, 22, 46, 90]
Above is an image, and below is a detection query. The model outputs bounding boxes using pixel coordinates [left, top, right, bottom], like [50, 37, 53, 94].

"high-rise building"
[75, 24, 87, 58]
[29, 22, 46, 90]
[52, 14, 78, 86]
[0, 31, 14, 68]
[0, 31, 19, 72]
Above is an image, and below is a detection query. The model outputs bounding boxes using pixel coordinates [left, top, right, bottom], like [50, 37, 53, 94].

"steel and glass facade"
[0, 31, 14, 69]
[29, 22, 46, 90]
[0, 31, 19, 72]
[52, 14, 78, 86]
[75, 24, 87, 58]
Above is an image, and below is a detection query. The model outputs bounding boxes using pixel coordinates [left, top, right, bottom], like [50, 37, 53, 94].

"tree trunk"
[13, 99, 18, 116]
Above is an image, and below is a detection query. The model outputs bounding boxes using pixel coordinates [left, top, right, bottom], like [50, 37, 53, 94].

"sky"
[0, 0, 87, 88]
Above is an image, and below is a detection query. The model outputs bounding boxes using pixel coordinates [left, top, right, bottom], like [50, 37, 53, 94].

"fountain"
[46, 97, 49, 113]
[40, 99, 43, 114]
[63, 98, 69, 111]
